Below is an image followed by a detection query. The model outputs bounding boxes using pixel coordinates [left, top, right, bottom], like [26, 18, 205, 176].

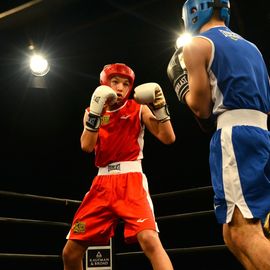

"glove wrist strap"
[153, 105, 171, 123]
[174, 72, 189, 104]
[85, 113, 101, 132]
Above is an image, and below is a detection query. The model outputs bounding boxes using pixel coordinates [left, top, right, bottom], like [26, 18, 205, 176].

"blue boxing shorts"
[209, 109, 270, 224]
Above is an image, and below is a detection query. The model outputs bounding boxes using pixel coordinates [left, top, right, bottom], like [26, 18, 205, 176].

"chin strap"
[263, 212, 270, 239]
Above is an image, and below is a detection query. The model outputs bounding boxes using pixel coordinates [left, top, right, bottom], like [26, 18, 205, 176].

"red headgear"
[100, 63, 135, 102]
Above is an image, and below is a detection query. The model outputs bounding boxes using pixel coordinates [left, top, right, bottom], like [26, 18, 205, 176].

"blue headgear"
[182, 0, 230, 34]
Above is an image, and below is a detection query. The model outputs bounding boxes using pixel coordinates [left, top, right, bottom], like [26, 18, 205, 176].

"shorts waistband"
[217, 109, 268, 130]
[98, 160, 142, 175]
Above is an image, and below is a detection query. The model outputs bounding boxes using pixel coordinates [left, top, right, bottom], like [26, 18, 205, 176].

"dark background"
[0, 0, 269, 200]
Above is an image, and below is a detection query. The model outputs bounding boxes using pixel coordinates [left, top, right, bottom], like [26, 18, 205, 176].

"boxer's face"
[109, 75, 131, 103]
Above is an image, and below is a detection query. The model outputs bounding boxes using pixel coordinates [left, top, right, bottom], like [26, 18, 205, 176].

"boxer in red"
[62, 63, 175, 270]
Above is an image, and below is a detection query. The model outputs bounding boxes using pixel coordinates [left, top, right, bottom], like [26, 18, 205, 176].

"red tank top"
[92, 100, 144, 167]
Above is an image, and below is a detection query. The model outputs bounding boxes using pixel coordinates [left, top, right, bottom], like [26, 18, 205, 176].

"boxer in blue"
[167, 0, 270, 269]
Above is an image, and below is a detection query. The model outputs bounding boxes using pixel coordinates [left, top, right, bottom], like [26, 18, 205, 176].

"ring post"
[85, 238, 112, 269]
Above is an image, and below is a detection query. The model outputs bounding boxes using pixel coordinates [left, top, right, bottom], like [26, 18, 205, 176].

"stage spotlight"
[176, 32, 192, 48]
[29, 54, 50, 76]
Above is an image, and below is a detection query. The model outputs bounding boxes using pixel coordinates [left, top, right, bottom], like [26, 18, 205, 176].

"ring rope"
[0, 190, 81, 206]
[152, 185, 213, 199]
[0, 253, 61, 260]
[0, 216, 70, 227]
[156, 209, 214, 221]
[115, 244, 227, 257]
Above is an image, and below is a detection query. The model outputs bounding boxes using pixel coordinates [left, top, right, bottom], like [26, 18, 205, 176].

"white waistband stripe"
[217, 109, 267, 130]
[98, 160, 142, 175]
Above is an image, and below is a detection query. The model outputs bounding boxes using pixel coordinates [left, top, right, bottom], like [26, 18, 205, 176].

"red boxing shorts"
[66, 161, 158, 245]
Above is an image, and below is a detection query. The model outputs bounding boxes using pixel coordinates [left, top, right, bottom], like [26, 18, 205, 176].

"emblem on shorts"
[136, 218, 149, 223]
[108, 163, 120, 172]
[101, 115, 110, 125]
[73, 221, 86, 233]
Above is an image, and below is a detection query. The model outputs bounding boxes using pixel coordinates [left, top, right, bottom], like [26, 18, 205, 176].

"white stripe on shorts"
[221, 126, 253, 223]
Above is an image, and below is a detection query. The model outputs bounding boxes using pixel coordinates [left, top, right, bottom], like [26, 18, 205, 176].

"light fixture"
[176, 32, 192, 49]
[29, 53, 50, 76]
[27, 43, 50, 88]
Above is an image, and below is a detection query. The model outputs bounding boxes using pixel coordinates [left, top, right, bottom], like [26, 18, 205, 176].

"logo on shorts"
[73, 221, 86, 233]
[136, 218, 149, 223]
[108, 163, 120, 172]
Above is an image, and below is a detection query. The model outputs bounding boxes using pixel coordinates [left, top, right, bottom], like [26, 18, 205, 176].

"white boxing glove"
[90, 85, 117, 116]
[86, 85, 117, 132]
[134, 84, 155, 104]
[134, 82, 170, 122]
